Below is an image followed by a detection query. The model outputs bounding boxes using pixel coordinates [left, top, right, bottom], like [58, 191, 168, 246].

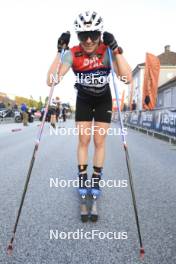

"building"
[129, 45, 176, 110]
[0, 92, 7, 101]
[157, 76, 176, 108]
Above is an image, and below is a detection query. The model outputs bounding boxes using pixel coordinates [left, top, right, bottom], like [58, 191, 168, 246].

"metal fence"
[122, 107, 176, 137]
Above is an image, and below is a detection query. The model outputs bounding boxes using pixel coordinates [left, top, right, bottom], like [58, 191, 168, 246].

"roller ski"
[78, 166, 89, 222]
[90, 167, 102, 222]
[90, 195, 99, 222]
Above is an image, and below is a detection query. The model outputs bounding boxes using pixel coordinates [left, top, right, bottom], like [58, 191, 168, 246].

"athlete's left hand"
[57, 31, 70, 53]
[103, 32, 118, 51]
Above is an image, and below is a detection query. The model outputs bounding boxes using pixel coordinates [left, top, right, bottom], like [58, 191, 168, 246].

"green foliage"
[15, 96, 43, 109]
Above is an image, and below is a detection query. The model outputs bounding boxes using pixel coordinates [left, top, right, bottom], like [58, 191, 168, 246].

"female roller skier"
[47, 11, 132, 222]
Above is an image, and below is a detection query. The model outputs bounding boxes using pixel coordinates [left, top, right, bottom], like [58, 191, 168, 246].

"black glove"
[103, 32, 118, 51]
[57, 31, 70, 53]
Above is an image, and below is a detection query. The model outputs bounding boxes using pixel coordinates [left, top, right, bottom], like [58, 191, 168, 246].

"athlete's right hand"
[103, 32, 118, 51]
[57, 31, 70, 53]
[47, 72, 58, 87]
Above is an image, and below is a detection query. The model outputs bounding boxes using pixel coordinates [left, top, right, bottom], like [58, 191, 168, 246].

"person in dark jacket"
[131, 100, 137, 111]
[62, 107, 67, 122]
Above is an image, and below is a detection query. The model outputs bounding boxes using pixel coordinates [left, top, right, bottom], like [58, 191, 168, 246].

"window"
[164, 89, 171, 107]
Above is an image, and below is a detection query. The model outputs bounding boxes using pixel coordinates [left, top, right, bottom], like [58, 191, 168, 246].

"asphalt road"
[0, 120, 176, 264]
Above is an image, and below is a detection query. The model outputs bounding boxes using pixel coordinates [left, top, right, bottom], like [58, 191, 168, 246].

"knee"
[79, 136, 91, 147]
[94, 137, 105, 149]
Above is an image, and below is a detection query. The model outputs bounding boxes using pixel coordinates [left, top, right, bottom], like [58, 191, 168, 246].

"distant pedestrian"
[62, 107, 66, 122]
[56, 98, 61, 122]
[132, 100, 137, 111]
[143, 95, 150, 110]
[21, 103, 28, 126]
[123, 103, 127, 112]
[50, 97, 60, 128]
[12, 103, 18, 110]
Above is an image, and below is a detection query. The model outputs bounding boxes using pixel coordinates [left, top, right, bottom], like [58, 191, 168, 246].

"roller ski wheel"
[90, 196, 98, 222]
[79, 192, 89, 223]
[78, 172, 89, 222]
[90, 172, 102, 222]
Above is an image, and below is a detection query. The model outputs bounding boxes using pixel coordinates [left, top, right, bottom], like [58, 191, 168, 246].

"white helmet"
[74, 11, 103, 32]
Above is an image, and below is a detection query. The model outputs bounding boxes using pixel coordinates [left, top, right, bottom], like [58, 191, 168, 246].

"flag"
[142, 53, 160, 110]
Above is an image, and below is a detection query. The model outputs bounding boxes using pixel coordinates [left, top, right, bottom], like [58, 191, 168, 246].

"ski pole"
[7, 49, 65, 255]
[108, 48, 145, 259]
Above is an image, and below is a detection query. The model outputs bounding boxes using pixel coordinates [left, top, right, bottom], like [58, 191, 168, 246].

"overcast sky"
[0, 0, 175, 104]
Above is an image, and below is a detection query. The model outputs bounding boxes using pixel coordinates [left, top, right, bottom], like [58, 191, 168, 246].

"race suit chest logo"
[76, 69, 110, 87]
[75, 56, 108, 87]
[83, 56, 103, 68]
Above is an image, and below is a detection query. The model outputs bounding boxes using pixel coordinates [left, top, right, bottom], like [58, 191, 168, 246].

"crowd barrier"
[122, 108, 176, 137]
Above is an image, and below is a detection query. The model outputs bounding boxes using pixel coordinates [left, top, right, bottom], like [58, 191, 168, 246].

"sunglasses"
[78, 31, 101, 42]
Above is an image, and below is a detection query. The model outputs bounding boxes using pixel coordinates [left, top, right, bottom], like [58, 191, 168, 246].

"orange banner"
[142, 53, 160, 110]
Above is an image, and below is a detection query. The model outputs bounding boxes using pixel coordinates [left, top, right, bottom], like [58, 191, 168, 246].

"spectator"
[49, 98, 59, 128]
[131, 100, 137, 111]
[21, 103, 28, 126]
[123, 103, 127, 112]
[12, 103, 18, 110]
[143, 95, 150, 110]
[62, 107, 67, 122]
[56, 103, 60, 122]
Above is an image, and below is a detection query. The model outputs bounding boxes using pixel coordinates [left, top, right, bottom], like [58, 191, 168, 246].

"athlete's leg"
[91, 89, 112, 198]
[93, 122, 110, 167]
[76, 121, 92, 166]
[75, 92, 93, 167]
[76, 121, 92, 197]
[89, 121, 110, 199]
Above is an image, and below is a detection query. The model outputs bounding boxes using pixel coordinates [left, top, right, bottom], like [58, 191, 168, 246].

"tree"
[45, 96, 49, 104]
[29, 95, 34, 107]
